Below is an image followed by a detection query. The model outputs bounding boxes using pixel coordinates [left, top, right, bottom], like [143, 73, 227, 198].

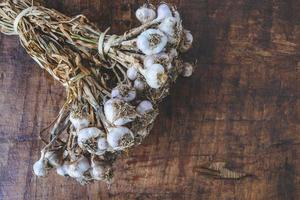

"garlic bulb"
[181, 62, 194, 77]
[70, 114, 90, 130]
[44, 150, 63, 167]
[157, 4, 172, 20]
[67, 156, 90, 178]
[107, 126, 134, 150]
[141, 64, 168, 89]
[104, 99, 137, 126]
[137, 29, 168, 55]
[90, 161, 111, 181]
[159, 17, 177, 43]
[180, 30, 193, 52]
[144, 53, 170, 68]
[33, 158, 47, 177]
[137, 100, 154, 114]
[111, 84, 137, 102]
[134, 79, 145, 91]
[127, 66, 138, 81]
[136, 6, 156, 24]
[77, 127, 103, 148]
[56, 164, 69, 176]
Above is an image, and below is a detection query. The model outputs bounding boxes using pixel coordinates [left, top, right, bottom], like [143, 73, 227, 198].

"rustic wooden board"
[0, 0, 300, 199]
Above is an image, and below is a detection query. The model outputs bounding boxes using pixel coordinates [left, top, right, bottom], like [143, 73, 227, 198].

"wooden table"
[0, 0, 299, 199]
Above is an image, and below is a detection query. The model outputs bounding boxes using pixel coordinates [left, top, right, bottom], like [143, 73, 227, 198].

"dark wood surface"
[0, 0, 300, 199]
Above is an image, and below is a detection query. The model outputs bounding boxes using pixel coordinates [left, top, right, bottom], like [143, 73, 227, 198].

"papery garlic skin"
[137, 29, 168, 55]
[181, 62, 194, 77]
[141, 64, 168, 89]
[180, 30, 193, 52]
[157, 4, 172, 20]
[137, 100, 154, 114]
[33, 158, 47, 177]
[107, 126, 134, 150]
[134, 79, 145, 91]
[77, 127, 104, 148]
[67, 156, 90, 178]
[70, 115, 90, 130]
[136, 6, 156, 24]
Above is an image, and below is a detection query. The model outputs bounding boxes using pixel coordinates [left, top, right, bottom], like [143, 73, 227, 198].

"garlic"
[144, 53, 170, 68]
[97, 137, 109, 152]
[104, 99, 137, 126]
[44, 150, 63, 168]
[181, 62, 194, 77]
[56, 164, 69, 176]
[159, 17, 177, 42]
[90, 161, 111, 181]
[137, 29, 168, 55]
[70, 114, 90, 130]
[67, 156, 90, 178]
[137, 100, 154, 115]
[141, 64, 168, 89]
[107, 126, 134, 150]
[111, 84, 137, 102]
[157, 4, 172, 20]
[127, 66, 138, 81]
[77, 127, 103, 148]
[136, 6, 156, 24]
[33, 158, 47, 177]
[134, 79, 145, 91]
[180, 30, 193, 52]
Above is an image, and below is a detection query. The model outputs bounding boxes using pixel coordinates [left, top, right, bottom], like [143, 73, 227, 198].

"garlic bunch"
[135, 5, 156, 24]
[104, 99, 138, 126]
[137, 29, 168, 55]
[107, 126, 134, 151]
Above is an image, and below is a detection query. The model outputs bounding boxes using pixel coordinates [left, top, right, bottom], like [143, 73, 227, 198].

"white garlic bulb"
[91, 165, 105, 181]
[70, 114, 90, 130]
[127, 66, 138, 81]
[180, 30, 193, 52]
[107, 126, 134, 150]
[137, 100, 154, 115]
[104, 99, 137, 126]
[77, 127, 103, 148]
[44, 150, 63, 168]
[33, 158, 47, 177]
[159, 17, 177, 42]
[56, 164, 69, 176]
[137, 29, 168, 55]
[134, 79, 145, 91]
[157, 4, 172, 20]
[136, 6, 156, 24]
[141, 64, 168, 89]
[111, 85, 137, 102]
[181, 62, 194, 77]
[67, 156, 90, 178]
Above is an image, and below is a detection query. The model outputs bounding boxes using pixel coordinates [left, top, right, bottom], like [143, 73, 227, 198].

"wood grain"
[0, 0, 300, 199]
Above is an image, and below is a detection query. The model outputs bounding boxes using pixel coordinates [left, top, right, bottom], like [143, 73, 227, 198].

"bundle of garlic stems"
[0, 0, 194, 184]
